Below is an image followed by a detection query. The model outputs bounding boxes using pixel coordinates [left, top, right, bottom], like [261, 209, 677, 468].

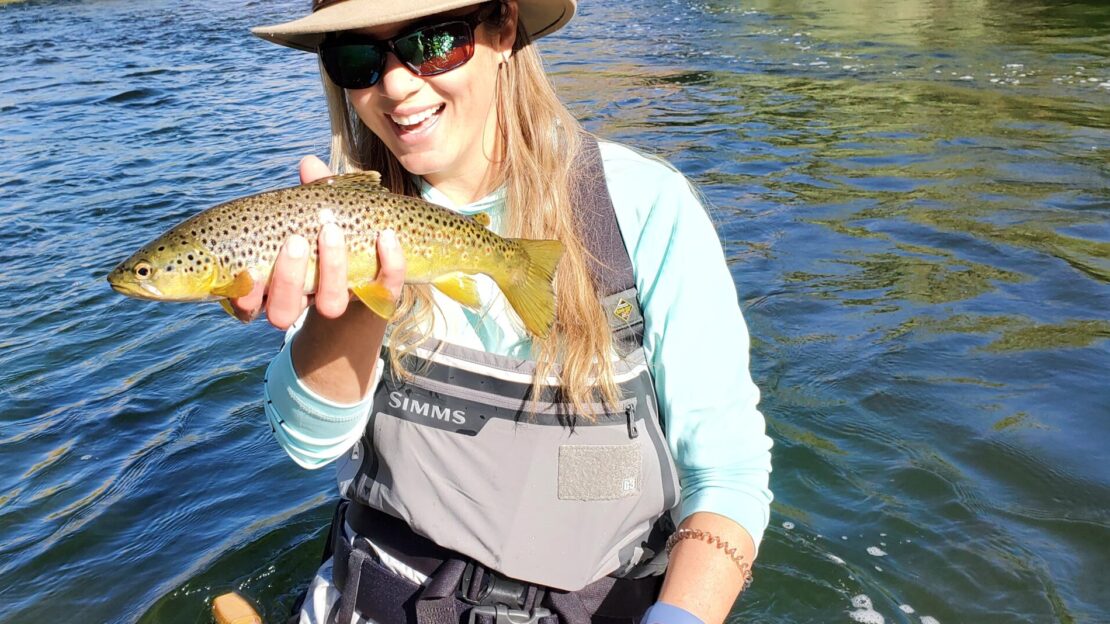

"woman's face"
[345, 3, 517, 196]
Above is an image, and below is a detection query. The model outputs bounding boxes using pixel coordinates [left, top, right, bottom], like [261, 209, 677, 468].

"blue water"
[1, 0, 1107, 622]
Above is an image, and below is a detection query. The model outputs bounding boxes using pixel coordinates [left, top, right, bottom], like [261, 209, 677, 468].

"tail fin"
[498, 239, 564, 339]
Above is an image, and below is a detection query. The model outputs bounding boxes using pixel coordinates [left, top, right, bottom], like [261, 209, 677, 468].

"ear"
[494, 0, 518, 62]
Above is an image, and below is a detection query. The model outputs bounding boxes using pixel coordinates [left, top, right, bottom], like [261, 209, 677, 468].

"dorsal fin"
[469, 212, 491, 228]
[305, 171, 385, 191]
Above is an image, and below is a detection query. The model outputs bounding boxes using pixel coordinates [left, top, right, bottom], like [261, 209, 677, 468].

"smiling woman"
[235, 0, 772, 623]
[1, 0, 1106, 621]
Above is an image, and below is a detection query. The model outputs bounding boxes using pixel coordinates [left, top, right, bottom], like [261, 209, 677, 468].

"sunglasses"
[319, 5, 494, 90]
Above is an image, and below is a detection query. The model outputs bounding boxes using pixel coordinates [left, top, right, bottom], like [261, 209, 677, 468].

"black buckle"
[458, 561, 526, 608]
[467, 604, 553, 624]
[458, 561, 551, 624]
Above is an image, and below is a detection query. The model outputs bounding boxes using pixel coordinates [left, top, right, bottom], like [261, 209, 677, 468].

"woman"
[235, 1, 772, 622]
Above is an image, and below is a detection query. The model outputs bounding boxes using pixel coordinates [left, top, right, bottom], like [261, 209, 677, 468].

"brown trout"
[107, 172, 564, 338]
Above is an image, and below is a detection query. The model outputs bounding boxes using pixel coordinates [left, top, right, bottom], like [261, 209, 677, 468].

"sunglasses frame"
[319, 3, 496, 90]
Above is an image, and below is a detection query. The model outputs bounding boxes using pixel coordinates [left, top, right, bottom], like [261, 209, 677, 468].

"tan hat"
[252, 0, 576, 52]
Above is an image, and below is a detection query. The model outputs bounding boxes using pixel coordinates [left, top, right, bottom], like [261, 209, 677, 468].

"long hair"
[319, 0, 621, 416]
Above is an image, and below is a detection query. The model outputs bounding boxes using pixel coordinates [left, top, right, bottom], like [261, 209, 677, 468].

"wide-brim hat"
[252, 0, 576, 52]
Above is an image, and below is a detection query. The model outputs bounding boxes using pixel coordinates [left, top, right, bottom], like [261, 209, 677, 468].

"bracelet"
[665, 528, 754, 589]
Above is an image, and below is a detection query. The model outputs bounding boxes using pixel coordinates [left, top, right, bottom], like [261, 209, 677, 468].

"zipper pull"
[625, 403, 639, 439]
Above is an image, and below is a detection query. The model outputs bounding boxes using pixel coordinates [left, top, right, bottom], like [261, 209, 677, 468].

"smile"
[389, 104, 445, 130]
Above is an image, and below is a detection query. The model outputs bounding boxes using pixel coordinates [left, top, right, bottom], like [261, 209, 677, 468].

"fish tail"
[497, 239, 564, 339]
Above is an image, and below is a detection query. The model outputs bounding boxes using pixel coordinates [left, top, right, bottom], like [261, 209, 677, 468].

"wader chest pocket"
[558, 443, 642, 500]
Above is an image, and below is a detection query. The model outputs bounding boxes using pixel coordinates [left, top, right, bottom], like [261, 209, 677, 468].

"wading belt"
[330, 501, 661, 624]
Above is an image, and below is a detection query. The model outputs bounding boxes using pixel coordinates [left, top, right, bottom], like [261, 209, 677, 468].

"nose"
[376, 51, 422, 100]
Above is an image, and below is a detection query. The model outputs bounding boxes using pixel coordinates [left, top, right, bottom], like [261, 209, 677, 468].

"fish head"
[107, 234, 221, 301]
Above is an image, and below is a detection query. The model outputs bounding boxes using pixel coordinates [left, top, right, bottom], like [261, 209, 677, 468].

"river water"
[0, 0, 1106, 622]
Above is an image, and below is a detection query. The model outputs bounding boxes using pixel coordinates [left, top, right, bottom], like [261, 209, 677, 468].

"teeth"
[390, 106, 439, 127]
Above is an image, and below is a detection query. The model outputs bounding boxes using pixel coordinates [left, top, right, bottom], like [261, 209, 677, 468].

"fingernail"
[379, 229, 396, 247]
[288, 236, 307, 259]
[323, 223, 342, 247]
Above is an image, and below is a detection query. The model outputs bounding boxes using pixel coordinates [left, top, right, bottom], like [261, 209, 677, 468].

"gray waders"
[312, 136, 678, 623]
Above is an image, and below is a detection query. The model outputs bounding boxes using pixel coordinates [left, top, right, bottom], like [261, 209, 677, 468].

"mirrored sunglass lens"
[395, 22, 473, 75]
[323, 44, 384, 88]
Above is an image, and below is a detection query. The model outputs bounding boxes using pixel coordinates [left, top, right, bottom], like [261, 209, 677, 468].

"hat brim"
[252, 0, 575, 52]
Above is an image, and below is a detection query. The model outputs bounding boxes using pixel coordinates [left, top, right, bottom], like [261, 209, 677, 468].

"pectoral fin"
[352, 282, 397, 319]
[468, 212, 491, 227]
[217, 299, 237, 319]
[432, 273, 481, 309]
[211, 271, 255, 299]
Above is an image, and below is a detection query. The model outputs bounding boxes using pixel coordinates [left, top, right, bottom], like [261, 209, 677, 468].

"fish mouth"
[107, 277, 165, 300]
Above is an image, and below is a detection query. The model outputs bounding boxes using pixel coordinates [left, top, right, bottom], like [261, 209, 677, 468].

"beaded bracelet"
[665, 528, 754, 589]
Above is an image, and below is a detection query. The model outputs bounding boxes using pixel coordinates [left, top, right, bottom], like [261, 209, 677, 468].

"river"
[0, 0, 1106, 622]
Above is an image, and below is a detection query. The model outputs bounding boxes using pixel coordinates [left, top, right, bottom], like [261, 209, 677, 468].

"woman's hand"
[227, 156, 406, 329]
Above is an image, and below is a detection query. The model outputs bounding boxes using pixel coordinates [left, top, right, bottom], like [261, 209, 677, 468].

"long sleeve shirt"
[264, 140, 774, 549]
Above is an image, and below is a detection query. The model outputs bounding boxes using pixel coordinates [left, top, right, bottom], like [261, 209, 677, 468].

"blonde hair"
[319, 1, 620, 416]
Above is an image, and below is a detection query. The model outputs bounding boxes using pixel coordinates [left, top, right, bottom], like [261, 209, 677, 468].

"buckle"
[467, 604, 553, 624]
[458, 561, 550, 624]
[458, 561, 528, 608]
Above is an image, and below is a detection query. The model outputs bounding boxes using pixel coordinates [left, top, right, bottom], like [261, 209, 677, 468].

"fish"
[106, 172, 564, 338]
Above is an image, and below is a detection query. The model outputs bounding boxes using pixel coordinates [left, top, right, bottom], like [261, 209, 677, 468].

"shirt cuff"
[641, 602, 705, 624]
[263, 337, 381, 469]
[676, 486, 773, 555]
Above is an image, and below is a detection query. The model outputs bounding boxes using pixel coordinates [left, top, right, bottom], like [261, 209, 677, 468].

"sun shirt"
[264, 140, 774, 549]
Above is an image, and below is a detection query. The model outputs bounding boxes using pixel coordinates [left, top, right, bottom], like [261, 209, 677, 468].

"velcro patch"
[558, 444, 642, 500]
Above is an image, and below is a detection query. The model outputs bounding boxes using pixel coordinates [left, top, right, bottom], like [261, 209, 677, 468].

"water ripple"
[0, 0, 1107, 622]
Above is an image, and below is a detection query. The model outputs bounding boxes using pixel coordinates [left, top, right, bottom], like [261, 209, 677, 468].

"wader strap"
[414, 559, 469, 624]
[571, 136, 644, 354]
[336, 546, 369, 624]
[571, 135, 634, 299]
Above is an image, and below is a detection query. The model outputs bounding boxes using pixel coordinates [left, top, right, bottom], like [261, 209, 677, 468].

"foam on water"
[849, 594, 885, 624]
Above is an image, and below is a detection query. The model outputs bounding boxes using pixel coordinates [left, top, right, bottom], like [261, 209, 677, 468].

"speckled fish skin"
[107, 172, 564, 337]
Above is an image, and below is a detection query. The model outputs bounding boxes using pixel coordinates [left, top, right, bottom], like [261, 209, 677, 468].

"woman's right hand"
[228, 156, 407, 329]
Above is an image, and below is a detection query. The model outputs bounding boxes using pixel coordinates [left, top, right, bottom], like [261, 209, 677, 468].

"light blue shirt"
[264, 141, 774, 548]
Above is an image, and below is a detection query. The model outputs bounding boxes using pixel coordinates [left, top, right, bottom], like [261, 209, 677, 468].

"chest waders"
[321, 137, 680, 624]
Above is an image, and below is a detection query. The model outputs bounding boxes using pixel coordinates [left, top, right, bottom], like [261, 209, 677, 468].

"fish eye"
[134, 262, 153, 279]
